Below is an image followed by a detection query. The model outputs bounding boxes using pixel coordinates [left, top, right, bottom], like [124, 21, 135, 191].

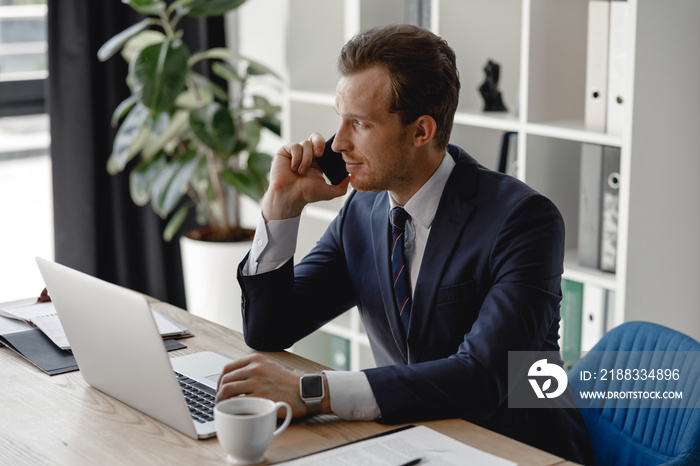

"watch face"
[301, 375, 323, 398]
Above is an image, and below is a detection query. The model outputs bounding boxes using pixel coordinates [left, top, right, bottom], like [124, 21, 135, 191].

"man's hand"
[262, 133, 351, 221]
[216, 353, 317, 418]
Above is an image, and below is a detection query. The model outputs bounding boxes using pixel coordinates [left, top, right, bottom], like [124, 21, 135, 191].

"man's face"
[332, 65, 415, 196]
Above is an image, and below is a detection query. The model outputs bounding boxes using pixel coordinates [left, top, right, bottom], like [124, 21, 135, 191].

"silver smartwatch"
[299, 373, 324, 415]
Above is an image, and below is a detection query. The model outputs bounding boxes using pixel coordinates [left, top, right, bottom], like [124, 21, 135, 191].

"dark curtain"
[47, 1, 226, 308]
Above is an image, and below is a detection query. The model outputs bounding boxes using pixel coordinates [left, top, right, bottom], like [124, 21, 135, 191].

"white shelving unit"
[236, 0, 700, 368]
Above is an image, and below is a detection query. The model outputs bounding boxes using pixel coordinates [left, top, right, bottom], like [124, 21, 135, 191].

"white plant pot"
[180, 234, 252, 333]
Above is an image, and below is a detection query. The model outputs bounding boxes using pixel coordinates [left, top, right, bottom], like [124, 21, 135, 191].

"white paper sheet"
[0, 302, 69, 349]
[0, 314, 33, 335]
[277, 425, 516, 466]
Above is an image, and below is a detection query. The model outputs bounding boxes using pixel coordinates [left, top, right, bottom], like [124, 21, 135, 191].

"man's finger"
[308, 132, 326, 157]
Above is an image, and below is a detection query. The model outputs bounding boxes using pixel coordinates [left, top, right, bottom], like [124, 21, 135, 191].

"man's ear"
[412, 115, 437, 148]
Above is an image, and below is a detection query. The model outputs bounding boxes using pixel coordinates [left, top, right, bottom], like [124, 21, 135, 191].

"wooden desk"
[0, 300, 567, 465]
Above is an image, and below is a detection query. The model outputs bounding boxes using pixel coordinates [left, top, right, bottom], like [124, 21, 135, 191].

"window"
[0, 0, 52, 303]
[0, 0, 47, 116]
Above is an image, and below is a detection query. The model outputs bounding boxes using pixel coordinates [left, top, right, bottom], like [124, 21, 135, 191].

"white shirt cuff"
[324, 370, 381, 421]
[243, 213, 300, 275]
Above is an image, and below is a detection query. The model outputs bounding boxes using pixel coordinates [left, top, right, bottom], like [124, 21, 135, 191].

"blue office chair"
[567, 321, 700, 465]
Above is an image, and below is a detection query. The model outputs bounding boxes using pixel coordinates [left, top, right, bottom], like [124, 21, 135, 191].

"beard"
[348, 128, 414, 194]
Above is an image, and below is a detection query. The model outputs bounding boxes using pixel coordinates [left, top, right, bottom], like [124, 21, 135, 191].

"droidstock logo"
[528, 359, 568, 399]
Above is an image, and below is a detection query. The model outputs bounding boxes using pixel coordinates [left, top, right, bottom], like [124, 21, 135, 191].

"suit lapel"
[370, 193, 409, 363]
[407, 151, 479, 362]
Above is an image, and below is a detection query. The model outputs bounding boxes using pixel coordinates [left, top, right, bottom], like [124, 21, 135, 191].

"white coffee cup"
[215, 397, 293, 465]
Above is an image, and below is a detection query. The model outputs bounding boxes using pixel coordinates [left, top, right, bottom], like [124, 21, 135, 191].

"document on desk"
[0, 302, 69, 349]
[0, 300, 189, 375]
[0, 310, 33, 335]
[0, 301, 192, 350]
[278, 425, 515, 466]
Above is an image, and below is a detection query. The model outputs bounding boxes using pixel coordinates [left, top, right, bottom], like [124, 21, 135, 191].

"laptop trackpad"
[171, 351, 232, 388]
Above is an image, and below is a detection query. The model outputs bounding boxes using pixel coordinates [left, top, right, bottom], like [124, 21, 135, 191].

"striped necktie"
[390, 207, 412, 332]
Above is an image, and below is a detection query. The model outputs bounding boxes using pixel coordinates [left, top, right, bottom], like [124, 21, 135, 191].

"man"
[217, 24, 593, 464]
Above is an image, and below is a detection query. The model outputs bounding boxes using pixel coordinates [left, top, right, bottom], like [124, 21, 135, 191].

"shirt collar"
[388, 152, 455, 229]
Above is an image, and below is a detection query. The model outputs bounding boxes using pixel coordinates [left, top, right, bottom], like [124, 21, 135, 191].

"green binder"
[560, 279, 584, 371]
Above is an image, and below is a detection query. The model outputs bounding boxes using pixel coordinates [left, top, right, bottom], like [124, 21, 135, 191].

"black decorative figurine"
[479, 60, 508, 112]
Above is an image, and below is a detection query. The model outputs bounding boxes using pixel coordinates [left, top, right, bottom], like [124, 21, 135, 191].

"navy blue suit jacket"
[238, 146, 593, 464]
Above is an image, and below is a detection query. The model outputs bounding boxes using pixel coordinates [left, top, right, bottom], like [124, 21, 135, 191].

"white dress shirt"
[242, 153, 455, 420]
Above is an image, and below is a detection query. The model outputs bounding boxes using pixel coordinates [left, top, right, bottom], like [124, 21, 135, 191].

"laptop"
[35, 257, 232, 439]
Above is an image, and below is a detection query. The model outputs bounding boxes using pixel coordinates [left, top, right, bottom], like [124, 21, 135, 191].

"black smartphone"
[315, 134, 348, 185]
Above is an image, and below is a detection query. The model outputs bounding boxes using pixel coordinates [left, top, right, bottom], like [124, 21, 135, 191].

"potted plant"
[97, 0, 281, 330]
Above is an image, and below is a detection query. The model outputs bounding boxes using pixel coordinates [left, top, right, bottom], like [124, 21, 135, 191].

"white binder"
[584, 0, 611, 132]
[606, 0, 630, 136]
[581, 284, 607, 351]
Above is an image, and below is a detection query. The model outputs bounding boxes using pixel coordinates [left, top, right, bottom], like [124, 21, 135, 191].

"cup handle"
[273, 401, 292, 438]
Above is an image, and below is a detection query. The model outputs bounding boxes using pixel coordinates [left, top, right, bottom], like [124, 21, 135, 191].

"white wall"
[624, 0, 700, 341]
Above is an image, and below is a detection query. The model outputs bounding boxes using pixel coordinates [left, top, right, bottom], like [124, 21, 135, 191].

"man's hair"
[338, 24, 460, 150]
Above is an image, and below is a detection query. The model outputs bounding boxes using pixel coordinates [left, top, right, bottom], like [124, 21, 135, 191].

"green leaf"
[252, 95, 268, 106]
[189, 102, 237, 154]
[188, 48, 235, 66]
[191, 72, 229, 102]
[241, 119, 261, 150]
[142, 110, 190, 160]
[97, 18, 153, 62]
[188, 50, 241, 82]
[151, 110, 170, 133]
[174, 86, 214, 109]
[251, 95, 279, 114]
[211, 61, 241, 82]
[150, 162, 182, 217]
[247, 151, 272, 175]
[252, 169, 269, 197]
[188, 48, 281, 80]
[111, 95, 139, 127]
[129, 155, 168, 206]
[162, 153, 200, 215]
[121, 30, 166, 64]
[109, 103, 151, 173]
[251, 95, 270, 110]
[131, 40, 190, 113]
[246, 63, 265, 76]
[151, 152, 200, 216]
[222, 169, 265, 202]
[184, 0, 247, 17]
[244, 56, 282, 80]
[163, 203, 191, 242]
[108, 125, 150, 175]
[257, 115, 281, 136]
[123, 0, 166, 16]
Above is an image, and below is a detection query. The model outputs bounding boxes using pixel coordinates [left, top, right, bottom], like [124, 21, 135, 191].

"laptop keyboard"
[175, 371, 216, 423]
